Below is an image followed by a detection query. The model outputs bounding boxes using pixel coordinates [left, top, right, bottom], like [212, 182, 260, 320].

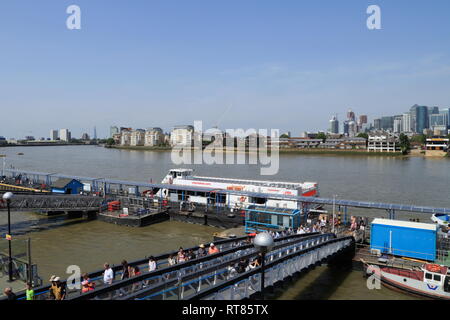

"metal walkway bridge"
[3, 168, 450, 217]
[4, 232, 354, 300]
[0, 193, 104, 213]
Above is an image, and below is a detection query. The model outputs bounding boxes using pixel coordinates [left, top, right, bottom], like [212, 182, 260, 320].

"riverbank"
[0, 143, 89, 147]
[107, 145, 172, 151]
[278, 148, 403, 156]
[108, 145, 404, 157]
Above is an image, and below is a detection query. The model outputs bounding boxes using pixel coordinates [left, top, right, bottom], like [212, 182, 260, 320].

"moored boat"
[157, 168, 319, 210]
[431, 213, 450, 227]
[366, 262, 450, 299]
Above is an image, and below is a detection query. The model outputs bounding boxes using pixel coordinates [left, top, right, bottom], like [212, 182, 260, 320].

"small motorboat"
[365, 262, 450, 300]
[17, 152, 24, 155]
[431, 214, 450, 226]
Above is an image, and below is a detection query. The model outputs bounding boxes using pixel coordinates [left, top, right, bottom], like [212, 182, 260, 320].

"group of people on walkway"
[167, 243, 220, 266]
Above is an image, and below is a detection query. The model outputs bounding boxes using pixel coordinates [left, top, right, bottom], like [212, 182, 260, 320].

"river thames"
[1, 145, 449, 299]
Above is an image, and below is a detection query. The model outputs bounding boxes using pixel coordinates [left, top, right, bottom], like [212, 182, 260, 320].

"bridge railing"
[5, 233, 252, 301]
[189, 236, 354, 300]
[68, 233, 324, 300]
[110, 233, 335, 300]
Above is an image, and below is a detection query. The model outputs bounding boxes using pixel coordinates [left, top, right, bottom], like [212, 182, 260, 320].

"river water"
[1, 145, 449, 299]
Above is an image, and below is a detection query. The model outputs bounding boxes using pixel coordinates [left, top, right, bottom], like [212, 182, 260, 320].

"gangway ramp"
[68, 233, 323, 300]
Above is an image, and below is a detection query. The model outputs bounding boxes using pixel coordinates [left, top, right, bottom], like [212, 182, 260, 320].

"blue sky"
[1, 0, 450, 139]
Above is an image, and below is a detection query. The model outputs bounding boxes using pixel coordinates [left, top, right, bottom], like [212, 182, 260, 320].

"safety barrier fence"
[189, 236, 354, 300]
[3, 232, 317, 300]
[99, 233, 336, 300]
[0, 193, 105, 211]
[3, 233, 250, 300]
[69, 233, 325, 300]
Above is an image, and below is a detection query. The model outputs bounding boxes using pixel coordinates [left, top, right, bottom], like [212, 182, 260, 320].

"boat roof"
[169, 168, 193, 173]
[189, 175, 305, 189]
[423, 264, 448, 275]
[372, 218, 437, 231]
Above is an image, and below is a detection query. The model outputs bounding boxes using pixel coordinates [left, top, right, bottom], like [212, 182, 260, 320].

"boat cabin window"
[425, 273, 432, 280]
[433, 274, 442, 282]
[169, 170, 191, 178]
[444, 277, 450, 292]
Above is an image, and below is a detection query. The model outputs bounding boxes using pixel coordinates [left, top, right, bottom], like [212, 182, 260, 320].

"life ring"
[426, 264, 441, 273]
[239, 196, 246, 203]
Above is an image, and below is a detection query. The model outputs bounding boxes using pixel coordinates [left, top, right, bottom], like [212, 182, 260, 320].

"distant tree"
[106, 138, 115, 146]
[357, 133, 368, 139]
[399, 133, 410, 155]
[410, 134, 426, 145]
[280, 133, 290, 139]
[316, 132, 327, 142]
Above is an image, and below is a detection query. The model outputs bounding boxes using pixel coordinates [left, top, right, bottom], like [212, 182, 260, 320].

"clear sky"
[1, 0, 450, 139]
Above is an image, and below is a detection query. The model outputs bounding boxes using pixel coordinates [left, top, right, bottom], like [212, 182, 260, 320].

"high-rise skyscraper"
[373, 118, 381, 130]
[430, 111, 448, 130]
[380, 116, 394, 131]
[348, 121, 357, 137]
[110, 126, 119, 138]
[343, 121, 350, 136]
[329, 115, 339, 134]
[93, 126, 97, 140]
[347, 109, 355, 122]
[50, 129, 58, 140]
[59, 129, 71, 142]
[393, 116, 403, 133]
[415, 106, 429, 134]
[402, 113, 412, 133]
[358, 115, 368, 126]
[410, 104, 420, 133]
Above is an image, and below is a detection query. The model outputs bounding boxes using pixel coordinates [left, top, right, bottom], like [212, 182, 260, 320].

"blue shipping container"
[370, 218, 437, 261]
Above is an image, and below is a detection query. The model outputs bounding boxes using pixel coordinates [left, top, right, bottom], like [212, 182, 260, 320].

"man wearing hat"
[49, 275, 66, 300]
[197, 244, 207, 258]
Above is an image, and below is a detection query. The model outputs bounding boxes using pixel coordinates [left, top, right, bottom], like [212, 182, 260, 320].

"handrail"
[3, 232, 317, 300]
[118, 234, 330, 300]
[4, 233, 252, 300]
[68, 232, 322, 300]
[187, 236, 354, 300]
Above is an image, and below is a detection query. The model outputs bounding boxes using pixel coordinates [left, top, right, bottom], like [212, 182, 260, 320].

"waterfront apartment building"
[320, 137, 367, 150]
[59, 129, 71, 142]
[367, 134, 401, 153]
[130, 129, 145, 146]
[112, 133, 121, 145]
[425, 137, 449, 152]
[170, 125, 196, 146]
[144, 127, 164, 146]
[279, 137, 322, 149]
[120, 131, 132, 146]
[50, 129, 58, 140]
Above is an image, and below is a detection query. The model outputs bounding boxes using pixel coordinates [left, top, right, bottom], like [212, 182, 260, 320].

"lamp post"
[253, 232, 274, 299]
[2, 192, 14, 282]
